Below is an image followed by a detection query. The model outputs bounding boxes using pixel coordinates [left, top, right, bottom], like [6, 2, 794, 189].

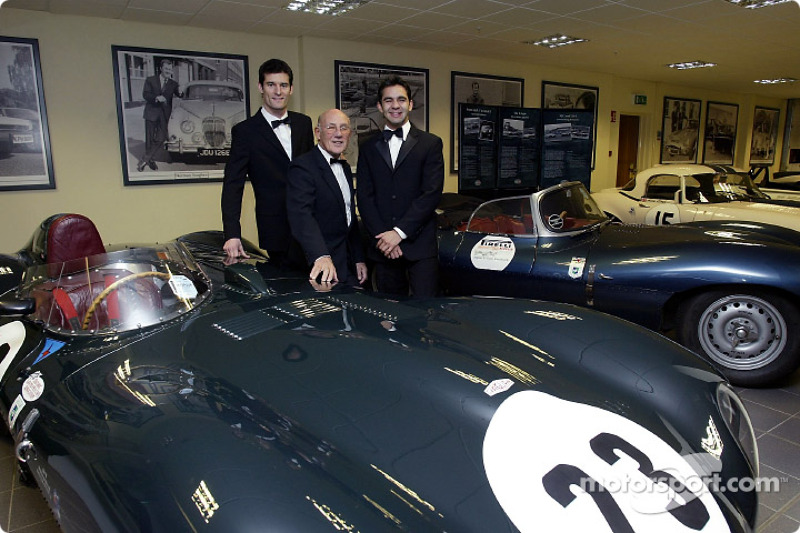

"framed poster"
[112, 45, 249, 186]
[660, 96, 701, 163]
[703, 101, 738, 165]
[0, 36, 55, 191]
[335, 60, 428, 171]
[780, 99, 800, 170]
[451, 72, 523, 172]
[542, 81, 598, 168]
[750, 106, 780, 165]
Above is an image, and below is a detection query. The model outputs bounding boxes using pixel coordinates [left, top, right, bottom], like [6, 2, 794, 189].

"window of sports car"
[463, 184, 607, 235]
[684, 171, 767, 203]
[19, 243, 210, 335]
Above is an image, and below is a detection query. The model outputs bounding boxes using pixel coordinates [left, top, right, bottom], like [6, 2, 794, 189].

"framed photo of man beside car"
[660, 96, 701, 164]
[0, 36, 55, 191]
[111, 46, 249, 186]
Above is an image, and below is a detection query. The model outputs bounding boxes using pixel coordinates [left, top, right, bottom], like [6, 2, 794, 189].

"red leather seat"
[45, 214, 106, 264]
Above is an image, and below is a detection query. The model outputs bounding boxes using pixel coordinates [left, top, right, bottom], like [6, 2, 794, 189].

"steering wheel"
[82, 271, 171, 330]
[547, 210, 568, 230]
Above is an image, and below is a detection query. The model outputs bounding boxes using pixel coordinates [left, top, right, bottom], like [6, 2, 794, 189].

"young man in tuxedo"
[355, 76, 444, 298]
[221, 58, 314, 267]
[287, 109, 366, 287]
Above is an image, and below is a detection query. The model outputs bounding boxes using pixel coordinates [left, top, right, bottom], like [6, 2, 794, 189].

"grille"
[202, 117, 226, 148]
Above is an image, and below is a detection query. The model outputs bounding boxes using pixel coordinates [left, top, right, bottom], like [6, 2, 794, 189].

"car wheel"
[677, 291, 800, 386]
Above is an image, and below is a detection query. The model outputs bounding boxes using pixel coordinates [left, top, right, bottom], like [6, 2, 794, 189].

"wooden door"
[616, 115, 640, 187]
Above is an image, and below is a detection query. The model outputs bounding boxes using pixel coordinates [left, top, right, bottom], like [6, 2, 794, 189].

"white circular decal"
[0, 321, 26, 384]
[22, 371, 45, 402]
[470, 236, 515, 271]
[644, 205, 681, 225]
[483, 391, 726, 532]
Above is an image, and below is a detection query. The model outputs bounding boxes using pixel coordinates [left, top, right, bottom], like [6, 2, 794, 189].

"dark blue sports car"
[0, 214, 758, 532]
[437, 181, 800, 387]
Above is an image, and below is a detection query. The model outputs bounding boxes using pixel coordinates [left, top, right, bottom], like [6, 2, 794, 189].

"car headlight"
[717, 382, 758, 475]
[180, 120, 195, 134]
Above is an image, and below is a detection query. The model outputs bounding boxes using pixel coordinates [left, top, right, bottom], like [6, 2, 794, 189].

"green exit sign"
[634, 94, 647, 105]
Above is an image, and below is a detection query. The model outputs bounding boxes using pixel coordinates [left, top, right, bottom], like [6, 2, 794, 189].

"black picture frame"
[335, 60, 429, 172]
[542, 80, 598, 168]
[660, 96, 702, 164]
[451, 71, 524, 172]
[750, 106, 780, 165]
[703, 101, 738, 165]
[112, 45, 249, 186]
[0, 36, 55, 191]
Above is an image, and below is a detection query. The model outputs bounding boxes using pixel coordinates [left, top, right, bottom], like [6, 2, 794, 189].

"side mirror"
[0, 298, 36, 316]
[673, 189, 683, 203]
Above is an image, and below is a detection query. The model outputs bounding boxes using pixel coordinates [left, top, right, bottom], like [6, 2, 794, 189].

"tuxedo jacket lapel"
[395, 129, 417, 169]
[254, 113, 288, 160]
[314, 150, 348, 225]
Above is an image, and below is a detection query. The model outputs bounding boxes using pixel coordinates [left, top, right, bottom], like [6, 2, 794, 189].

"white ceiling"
[6, 0, 800, 99]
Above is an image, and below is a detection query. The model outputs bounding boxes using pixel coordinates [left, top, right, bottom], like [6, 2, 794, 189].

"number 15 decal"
[483, 391, 726, 532]
[654, 211, 675, 225]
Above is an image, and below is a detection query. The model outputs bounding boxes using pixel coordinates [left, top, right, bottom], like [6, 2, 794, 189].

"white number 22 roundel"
[483, 391, 727, 532]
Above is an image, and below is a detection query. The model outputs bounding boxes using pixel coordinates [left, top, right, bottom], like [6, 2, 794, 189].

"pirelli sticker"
[471, 236, 515, 271]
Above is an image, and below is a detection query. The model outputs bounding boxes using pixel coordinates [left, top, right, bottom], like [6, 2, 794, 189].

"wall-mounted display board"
[497, 107, 541, 190]
[458, 104, 499, 190]
[539, 109, 593, 190]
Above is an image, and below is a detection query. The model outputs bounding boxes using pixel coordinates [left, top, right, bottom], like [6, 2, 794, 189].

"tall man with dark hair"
[139, 59, 183, 172]
[221, 58, 314, 266]
[356, 76, 444, 298]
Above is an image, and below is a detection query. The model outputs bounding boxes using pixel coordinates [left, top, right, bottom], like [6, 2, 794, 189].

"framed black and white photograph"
[703, 101, 738, 165]
[0, 36, 54, 191]
[750, 106, 780, 165]
[660, 96, 701, 164]
[451, 71, 524, 171]
[335, 60, 428, 171]
[112, 45, 249, 186]
[542, 81, 598, 168]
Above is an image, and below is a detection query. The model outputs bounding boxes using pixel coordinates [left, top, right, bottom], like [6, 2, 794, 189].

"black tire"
[677, 291, 800, 387]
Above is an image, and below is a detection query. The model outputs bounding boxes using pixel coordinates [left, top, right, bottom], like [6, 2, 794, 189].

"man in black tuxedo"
[139, 59, 183, 172]
[287, 109, 366, 286]
[221, 58, 314, 266]
[356, 76, 444, 298]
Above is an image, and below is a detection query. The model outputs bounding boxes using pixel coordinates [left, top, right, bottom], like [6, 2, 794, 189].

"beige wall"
[0, 8, 788, 251]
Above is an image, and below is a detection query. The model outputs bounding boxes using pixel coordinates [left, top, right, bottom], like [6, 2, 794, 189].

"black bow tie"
[383, 128, 403, 141]
[271, 117, 291, 129]
[330, 157, 347, 166]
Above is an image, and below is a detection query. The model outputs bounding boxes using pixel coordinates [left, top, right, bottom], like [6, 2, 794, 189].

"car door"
[443, 196, 538, 298]
[637, 173, 686, 225]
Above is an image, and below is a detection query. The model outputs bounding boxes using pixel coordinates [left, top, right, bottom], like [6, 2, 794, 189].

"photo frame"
[112, 45, 249, 186]
[335, 60, 429, 172]
[750, 106, 780, 165]
[542, 81, 598, 168]
[660, 96, 701, 164]
[780, 99, 800, 171]
[0, 36, 55, 191]
[451, 72, 524, 172]
[703, 101, 738, 165]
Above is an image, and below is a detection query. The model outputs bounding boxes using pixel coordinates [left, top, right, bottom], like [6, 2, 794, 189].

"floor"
[1, 371, 800, 532]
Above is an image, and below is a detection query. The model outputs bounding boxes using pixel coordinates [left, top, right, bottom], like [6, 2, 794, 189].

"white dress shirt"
[318, 146, 352, 227]
[261, 107, 292, 159]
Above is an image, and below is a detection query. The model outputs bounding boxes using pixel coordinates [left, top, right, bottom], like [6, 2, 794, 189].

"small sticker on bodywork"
[568, 257, 586, 279]
[33, 339, 66, 365]
[471, 236, 515, 271]
[485, 378, 514, 396]
[22, 371, 45, 402]
[9, 394, 25, 427]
